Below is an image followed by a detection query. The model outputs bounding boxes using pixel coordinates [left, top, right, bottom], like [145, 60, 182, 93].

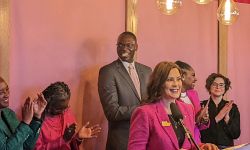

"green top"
[0, 108, 42, 150]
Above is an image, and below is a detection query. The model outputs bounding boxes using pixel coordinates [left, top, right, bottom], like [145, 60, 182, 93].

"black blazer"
[98, 59, 152, 150]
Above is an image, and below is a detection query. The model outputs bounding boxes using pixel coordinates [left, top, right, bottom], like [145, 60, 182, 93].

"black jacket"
[200, 98, 241, 148]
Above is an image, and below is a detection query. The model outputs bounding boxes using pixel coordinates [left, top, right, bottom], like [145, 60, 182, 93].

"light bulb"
[217, 0, 239, 25]
[156, 0, 182, 15]
[194, 0, 212, 5]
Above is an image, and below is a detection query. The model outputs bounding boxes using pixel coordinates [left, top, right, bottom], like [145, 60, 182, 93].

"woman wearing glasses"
[200, 73, 241, 149]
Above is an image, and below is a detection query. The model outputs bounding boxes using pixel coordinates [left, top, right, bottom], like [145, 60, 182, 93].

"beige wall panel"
[0, 0, 10, 82]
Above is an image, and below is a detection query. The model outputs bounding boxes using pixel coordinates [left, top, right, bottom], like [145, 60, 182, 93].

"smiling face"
[116, 34, 138, 63]
[0, 80, 10, 109]
[210, 77, 225, 97]
[162, 68, 182, 100]
[182, 68, 197, 90]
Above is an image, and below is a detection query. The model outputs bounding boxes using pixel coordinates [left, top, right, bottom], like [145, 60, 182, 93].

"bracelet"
[33, 116, 43, 123]
[76, 137, 84, 143]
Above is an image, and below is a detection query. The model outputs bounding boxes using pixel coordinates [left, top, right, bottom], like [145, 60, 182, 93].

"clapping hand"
[196, 101, 209, 125]
[215, 100, 233, 123]
[22, 97, 34, 124]
[77, 122, 101, 140]
[33, 93, 47, 119]
[200, 143, 219, 150]
[224, 111, 230, 124]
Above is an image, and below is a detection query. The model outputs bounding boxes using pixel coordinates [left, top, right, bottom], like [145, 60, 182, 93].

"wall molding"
[0, 0, 10, 82]
[125, 0, 138, 35]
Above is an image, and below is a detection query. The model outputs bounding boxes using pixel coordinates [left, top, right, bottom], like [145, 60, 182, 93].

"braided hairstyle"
[42, 81, 71, 115]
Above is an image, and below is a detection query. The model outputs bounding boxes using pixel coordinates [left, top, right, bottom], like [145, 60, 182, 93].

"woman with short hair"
[200, 73, 241, 149]
[0, 77, 47, 150]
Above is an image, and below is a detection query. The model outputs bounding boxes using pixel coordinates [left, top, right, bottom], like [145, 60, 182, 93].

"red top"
[34, 108, 79, 150]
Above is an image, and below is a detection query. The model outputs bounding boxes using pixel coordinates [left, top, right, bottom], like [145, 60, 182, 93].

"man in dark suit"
[98, 32, 152, 150]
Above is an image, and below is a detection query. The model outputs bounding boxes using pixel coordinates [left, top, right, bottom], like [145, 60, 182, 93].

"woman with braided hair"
[34, 81, 101, 150]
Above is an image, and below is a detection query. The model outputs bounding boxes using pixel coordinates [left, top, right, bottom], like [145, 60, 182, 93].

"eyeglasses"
[211, 82, 225, 88]
[116, 43, 136, 50]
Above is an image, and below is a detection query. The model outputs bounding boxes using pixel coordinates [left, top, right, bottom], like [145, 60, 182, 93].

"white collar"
[119, 58, 135, 69]
[180, 92, 187, 98]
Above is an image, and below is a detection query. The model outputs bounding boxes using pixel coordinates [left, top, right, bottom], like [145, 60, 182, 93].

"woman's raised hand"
[33, 93, 47, 119]
[77, 122, 101, 140]
[215, 101, 233, 123]
[22, 97, 34, 124]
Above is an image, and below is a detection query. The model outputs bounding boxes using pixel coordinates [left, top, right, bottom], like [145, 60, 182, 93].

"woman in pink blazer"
[175, 61, 210, 143]
[128, 61, 218, 150]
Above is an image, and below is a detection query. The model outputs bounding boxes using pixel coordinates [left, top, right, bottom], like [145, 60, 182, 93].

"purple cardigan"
[128, 100, 198, 150]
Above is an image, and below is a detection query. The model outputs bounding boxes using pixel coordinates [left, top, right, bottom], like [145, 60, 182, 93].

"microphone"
[170, 102, 183, 121]
[170, 102, 201, 150]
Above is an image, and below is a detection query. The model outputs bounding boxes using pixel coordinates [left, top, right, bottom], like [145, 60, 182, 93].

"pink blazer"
[186, 90, 210, 143]
[128, 100, 197, 150]
[186, 90, 201, 114]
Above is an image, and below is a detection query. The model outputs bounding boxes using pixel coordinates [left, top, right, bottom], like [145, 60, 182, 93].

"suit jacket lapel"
[115, 60, 140, 100]
[155, 102, 179, 149]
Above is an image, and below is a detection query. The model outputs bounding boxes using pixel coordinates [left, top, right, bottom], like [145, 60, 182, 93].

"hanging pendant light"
[193, 0, 212, 5]
[217, 0, 239, 25]
[156, 0, 182, 15]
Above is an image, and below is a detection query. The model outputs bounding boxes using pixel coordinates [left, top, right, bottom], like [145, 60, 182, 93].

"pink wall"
[10, 0, 125, 149]
[8, 0, 249, 149]
[136, 0, 218, 100]
[228, 3, 250, 144]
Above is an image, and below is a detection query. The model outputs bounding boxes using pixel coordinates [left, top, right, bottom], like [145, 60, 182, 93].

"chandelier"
[156, 0, 240, 25]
